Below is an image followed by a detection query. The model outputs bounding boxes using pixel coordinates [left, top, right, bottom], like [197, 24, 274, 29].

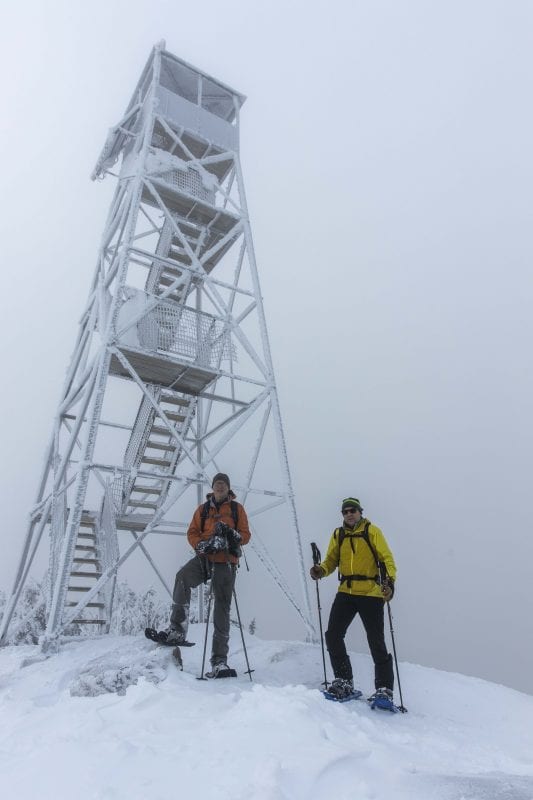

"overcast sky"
[0, 0, 532, 694]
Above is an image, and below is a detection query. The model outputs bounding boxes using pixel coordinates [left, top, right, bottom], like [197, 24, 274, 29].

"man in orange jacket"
[164, 473, 251, 677]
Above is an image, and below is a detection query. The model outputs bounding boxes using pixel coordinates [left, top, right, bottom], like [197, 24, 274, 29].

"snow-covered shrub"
[109, 582, 168, 635]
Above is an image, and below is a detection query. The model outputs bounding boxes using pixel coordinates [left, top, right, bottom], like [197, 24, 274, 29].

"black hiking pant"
[170, 556, 236, 664]
[325, 591, 394, 691]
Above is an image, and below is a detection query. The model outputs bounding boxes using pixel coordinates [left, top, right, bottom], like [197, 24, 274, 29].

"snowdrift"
[0, 630, 532, 800]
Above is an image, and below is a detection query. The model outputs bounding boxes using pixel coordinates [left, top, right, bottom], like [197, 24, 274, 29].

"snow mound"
[0, 629, 532, 800]
[69, 640, 168, 697]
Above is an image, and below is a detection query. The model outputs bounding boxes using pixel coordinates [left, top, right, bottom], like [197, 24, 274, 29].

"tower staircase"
[120, 387, 198, 526]
[64, 513, 107, 629]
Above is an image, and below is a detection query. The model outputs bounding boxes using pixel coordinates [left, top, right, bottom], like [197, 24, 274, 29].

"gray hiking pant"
[170, 556, 236, 663]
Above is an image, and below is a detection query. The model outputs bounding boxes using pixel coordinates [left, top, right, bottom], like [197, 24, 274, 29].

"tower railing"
[98, 480, 120, 627]
[119, 290, 235, 366]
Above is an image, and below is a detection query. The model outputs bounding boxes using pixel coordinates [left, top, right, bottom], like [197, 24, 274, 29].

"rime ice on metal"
[0, 43, 313, 649]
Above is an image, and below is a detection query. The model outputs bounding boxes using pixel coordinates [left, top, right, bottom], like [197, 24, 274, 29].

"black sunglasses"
[342, 507, 358, 515]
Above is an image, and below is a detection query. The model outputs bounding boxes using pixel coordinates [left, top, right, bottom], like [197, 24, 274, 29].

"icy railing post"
[46, 490, 68, 615]
[99, 480, 120, 624]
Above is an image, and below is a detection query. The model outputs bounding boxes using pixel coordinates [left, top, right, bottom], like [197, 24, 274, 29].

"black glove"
[381, 577, 395, 601]
[195, 539, 211, 555]
[214, 522, 242, 557]
[196, 533, 228, 555]
[214, 521, 242, 542]
[310, 565, 325, 580]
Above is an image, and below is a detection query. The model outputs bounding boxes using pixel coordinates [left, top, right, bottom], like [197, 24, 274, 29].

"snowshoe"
[144, 627, 195, 647]
[323, 688, 363, 703]
[205, 661, 237, 679]
[322, 678, 362, 703]
[368, 688, 398, 713]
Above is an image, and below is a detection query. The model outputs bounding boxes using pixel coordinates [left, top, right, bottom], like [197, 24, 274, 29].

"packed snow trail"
[0, 632, 532, 800]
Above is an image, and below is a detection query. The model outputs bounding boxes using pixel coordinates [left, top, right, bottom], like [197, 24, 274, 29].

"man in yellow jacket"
[310, 497, 396, 702]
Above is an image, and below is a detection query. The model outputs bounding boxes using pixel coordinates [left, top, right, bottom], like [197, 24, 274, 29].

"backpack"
[333, 521, 387, 588]
[200, 499, 239, 533]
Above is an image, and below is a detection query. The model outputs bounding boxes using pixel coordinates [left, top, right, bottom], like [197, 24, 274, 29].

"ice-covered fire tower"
[0, 42, 313, 649]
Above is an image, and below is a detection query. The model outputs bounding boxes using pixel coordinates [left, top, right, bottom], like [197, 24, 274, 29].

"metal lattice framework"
[0, 42, 314, 650]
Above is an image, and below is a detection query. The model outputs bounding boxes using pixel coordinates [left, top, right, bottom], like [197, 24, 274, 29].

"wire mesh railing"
[160, 166, 215, 204]
[137, 301, 236, 366]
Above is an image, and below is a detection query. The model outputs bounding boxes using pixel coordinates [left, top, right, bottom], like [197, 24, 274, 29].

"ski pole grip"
[311, 542, 321, 566]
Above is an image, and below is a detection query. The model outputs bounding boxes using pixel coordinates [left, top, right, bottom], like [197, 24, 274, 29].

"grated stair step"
[70, 571, 103, 578]
[160, 395, 191, 407]
[146, 440, 177, 452]
[150, 425, 181, 436]
[158, 411, 187, 423]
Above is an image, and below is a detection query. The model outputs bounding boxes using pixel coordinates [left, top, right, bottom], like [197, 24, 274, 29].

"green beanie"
[341, 497, 363, 513]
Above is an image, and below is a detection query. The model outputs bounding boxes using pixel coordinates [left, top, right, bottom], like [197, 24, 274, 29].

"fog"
[1, 0, 532, 694]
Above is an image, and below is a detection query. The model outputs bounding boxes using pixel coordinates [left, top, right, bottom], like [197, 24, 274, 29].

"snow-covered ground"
[1, 630, 532, 800]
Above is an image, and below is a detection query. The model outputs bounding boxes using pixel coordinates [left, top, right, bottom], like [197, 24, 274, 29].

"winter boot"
[368, 687, 395, 711]
[161, 627, 186, 646]
[205, 658, 237, 679]
[327, 677, 356, 700]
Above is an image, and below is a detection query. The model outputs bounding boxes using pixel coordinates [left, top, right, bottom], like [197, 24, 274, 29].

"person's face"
[342, 507, 361, 526]
[212, 480, 229, 501]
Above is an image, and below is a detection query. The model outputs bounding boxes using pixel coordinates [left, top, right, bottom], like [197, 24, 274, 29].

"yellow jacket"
[320, 518, 397, 598]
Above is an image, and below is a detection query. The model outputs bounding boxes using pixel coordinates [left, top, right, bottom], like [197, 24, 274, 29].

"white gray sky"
[1, 0, 532, 694]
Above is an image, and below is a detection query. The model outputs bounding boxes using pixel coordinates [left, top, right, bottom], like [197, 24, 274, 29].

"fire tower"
[0, 42, 313, 650]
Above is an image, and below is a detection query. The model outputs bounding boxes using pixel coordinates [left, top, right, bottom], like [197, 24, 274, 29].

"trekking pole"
[386, 600, 408, 713]
[311, 542, 328, 688]
[232, 585, 254, 681]
[197, 581, 213, 680]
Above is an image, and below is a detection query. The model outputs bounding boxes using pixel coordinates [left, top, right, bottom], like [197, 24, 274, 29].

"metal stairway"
[64, 513, 107, 628]
[145, 218, 191, 304]
[121, 387, 198, 523]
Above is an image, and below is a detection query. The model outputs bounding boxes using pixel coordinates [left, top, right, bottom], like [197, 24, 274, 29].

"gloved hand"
[214, 521, 242, 542]
[214, 522, 242, 556]
[310, 565, 325, 580]
[195, 539, 211, 555]
[381, 578, 395, 601]
[207, 533, 228, 553]
[196, 533, 228, 555]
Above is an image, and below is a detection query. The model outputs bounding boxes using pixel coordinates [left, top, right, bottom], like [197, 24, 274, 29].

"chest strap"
[339, 573, 380, 588]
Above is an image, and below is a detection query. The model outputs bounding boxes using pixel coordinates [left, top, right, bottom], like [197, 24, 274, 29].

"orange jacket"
[187, 493, 251, 564]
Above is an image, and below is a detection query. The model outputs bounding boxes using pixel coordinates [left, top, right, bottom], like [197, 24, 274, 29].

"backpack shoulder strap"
[361, 521, 388, 582]
[361, 521, 379, 568]
[200, 500, 211, 533]
[230, 500, 239, 529]
[333, 526, 345, 549]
